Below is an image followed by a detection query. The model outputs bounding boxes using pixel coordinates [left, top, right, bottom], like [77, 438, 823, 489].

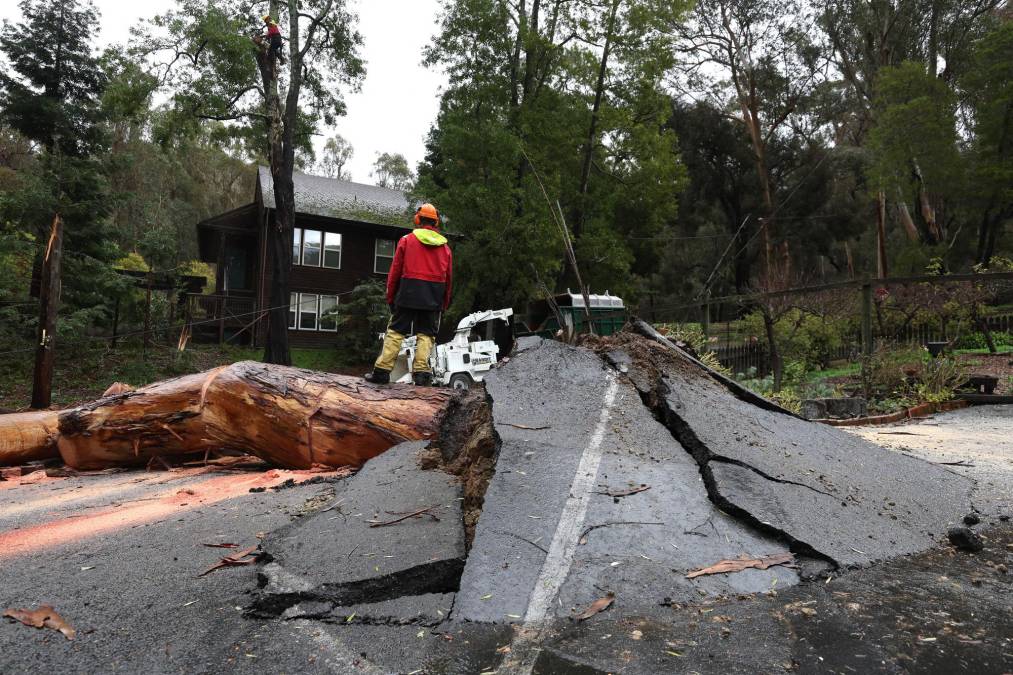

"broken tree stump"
[1, 362, 455, 471]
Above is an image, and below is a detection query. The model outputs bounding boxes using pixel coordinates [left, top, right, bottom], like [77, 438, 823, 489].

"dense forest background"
[1, 0, 1010, 350]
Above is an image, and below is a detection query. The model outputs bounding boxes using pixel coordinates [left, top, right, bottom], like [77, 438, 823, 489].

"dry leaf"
[686, 552, 795, 579]
[574, 593, 615, 621]
[199, 545, 260, 577]
[4, 605, 76, 640]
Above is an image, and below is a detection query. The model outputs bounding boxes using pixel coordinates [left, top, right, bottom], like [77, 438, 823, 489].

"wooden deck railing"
[185, 294, 260, 343]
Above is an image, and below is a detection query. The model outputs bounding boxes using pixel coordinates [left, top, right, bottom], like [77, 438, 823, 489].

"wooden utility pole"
[31, 215, 64, 409]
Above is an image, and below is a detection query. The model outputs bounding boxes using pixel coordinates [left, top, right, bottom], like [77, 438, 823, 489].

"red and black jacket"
[386, 226, 453, 311]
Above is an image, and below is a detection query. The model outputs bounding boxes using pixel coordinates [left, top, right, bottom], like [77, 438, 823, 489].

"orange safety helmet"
[414, 203, 440, 227]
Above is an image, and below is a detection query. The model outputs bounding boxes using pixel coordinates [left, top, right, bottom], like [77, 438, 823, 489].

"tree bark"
[258, 1, 294, 366]
[2, 363, 455, 471]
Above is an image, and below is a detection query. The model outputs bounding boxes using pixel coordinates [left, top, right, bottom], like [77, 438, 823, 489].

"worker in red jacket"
[365, 203, 452, 386]
[262, 15, 285, 65]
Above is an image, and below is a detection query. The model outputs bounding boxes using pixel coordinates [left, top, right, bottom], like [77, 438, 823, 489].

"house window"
[375, 238, 396, 274]
[319, 295, 338, 331]
[288, 292, 298, 329]
[323, 232, 342, 269]
[302, 229, 322, 266]
[292, 228, 302, 265]
[298, 293, 319, 330]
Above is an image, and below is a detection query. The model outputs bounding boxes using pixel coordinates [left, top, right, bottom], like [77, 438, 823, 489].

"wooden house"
[194, 167, 412, 347]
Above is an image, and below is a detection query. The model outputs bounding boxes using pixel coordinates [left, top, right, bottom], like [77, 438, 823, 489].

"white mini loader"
[388, 308, 513, 389]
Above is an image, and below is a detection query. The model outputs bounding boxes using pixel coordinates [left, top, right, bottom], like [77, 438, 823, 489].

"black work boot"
[364, 368, 391, 385]
[413, 372, 433, 387]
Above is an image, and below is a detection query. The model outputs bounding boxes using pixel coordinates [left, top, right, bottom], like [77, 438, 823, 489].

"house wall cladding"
[264, 215, 403, 348]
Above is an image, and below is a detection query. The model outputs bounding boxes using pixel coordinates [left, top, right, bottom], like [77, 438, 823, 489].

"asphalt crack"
[707, 455, 836, 499]
[249, 557, 466, 619]
[604, 348, 840, 570]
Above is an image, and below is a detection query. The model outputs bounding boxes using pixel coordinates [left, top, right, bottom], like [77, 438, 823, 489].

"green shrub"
[952, 331, 1013, 350]
[741, 309, 851, 380]
[329, 280, 390, 366]
[656, 323, 731, 376]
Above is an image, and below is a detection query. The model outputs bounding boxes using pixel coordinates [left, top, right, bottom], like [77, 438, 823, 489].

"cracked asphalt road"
[0, 332, 1008, 674]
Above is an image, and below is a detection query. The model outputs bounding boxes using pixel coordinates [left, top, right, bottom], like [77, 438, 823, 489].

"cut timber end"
[0, 411, 61, 466]
[1, 361, 455, 471]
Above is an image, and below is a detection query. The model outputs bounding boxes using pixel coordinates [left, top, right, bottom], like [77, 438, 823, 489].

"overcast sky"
[0, 0, 447, 184]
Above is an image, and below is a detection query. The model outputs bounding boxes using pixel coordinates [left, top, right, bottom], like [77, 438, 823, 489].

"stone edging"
[815, 400, 969, 427]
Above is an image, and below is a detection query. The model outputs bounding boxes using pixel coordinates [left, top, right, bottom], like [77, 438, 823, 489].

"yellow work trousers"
[374, 329, 435, 374]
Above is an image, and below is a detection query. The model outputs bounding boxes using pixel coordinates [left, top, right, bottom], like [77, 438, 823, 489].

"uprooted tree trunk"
[0, 362, 455, 471]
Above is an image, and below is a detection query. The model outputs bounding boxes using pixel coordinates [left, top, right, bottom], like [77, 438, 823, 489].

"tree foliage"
[372, 151, 413, 190]
[318, 134, 353, 180]
[417, 0, 688, 314]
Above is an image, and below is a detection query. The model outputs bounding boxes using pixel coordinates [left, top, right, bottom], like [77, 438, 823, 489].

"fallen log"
[1, 362, 455, 471]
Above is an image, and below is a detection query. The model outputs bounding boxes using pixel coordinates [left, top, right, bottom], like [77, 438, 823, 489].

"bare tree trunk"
[876, 190, 889, 279]
[573, 0, 620, 239]
[2, 363, 455, 471]
[761, 308, 782, 392]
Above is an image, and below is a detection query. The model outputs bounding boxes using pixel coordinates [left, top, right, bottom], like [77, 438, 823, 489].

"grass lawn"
[0, 341, 363, 411]
[804, 362, 861, 382]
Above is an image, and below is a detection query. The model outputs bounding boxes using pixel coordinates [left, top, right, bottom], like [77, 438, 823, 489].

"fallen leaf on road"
[574, 593, 615, 621]
[597, 484, 651, 498]
[198, 545, 261, 577]
[502, 423, 551, 430]
[4, 605, 76, 640]
[202, 543, 239, 549]
[496, 645, 512, 654]
[686, 553, 795, 579]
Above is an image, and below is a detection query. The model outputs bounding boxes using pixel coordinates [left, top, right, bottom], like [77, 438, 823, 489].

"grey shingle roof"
[258, 166, 410, 226]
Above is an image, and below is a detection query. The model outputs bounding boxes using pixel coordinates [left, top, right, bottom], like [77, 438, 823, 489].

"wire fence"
[648, 272, 1013, 378]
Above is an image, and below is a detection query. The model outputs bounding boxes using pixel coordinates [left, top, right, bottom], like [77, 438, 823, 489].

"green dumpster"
[517, 291, 627, 338]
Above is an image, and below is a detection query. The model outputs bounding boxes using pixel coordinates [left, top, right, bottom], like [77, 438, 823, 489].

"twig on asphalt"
[367, 505, 440, 528]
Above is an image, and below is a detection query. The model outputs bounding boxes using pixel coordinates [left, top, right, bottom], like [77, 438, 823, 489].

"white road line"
[502, 374, 621, 673]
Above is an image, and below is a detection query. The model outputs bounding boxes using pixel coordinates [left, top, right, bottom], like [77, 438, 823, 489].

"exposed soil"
[420, 386, 501, 548]
[957, 352, 1013, 394]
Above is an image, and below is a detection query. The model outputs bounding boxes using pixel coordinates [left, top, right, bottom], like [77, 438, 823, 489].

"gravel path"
[845, 404, 1013, 520]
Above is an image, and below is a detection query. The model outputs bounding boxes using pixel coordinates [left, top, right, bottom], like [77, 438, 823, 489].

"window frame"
[288, 292, 298, 329]
[301, 229, 322, 267]
[318, 294, 339, 332]
[291, 228, 303, 266]
[374, 238, 396, 274]
[297, 293, 319, 331]
[322, 232, 342, 270]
